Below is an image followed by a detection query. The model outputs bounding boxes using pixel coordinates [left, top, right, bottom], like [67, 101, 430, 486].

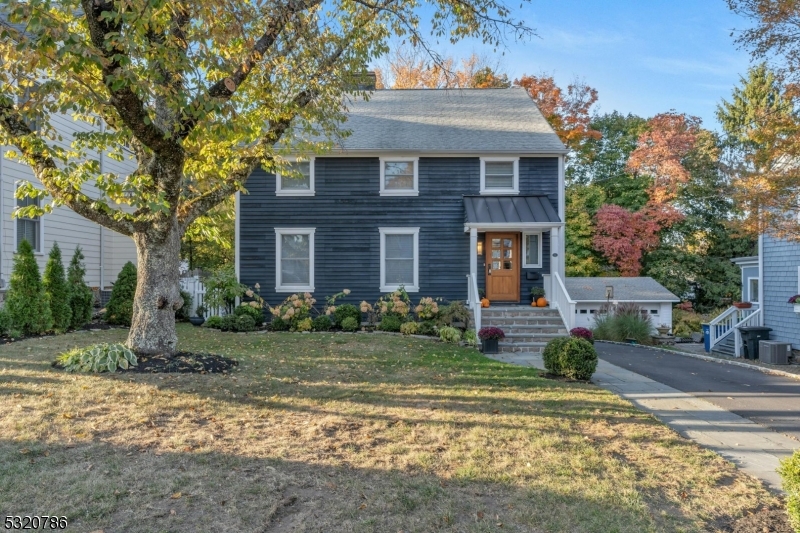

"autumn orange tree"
[0, 0, 533, 355]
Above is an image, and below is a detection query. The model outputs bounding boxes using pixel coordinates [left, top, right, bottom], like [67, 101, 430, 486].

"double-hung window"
[379, 227, 419, 292]
[276, 158, 314, 196]
[380, 157, 418, 196]
[16, 190, 42, 253]
[480, 157, 519, 194]
[275, 228, 315, 292]
[522, 232, 542, 268]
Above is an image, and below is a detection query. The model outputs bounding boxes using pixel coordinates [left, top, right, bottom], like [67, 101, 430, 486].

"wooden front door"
[485, 233, 519, 302]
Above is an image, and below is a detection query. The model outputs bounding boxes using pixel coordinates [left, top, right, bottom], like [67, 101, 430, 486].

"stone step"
[712, 345, 735, 356]
[504, 333, 568, 343]
[482, 308, 561, 317]
[482, 318, 565, 327]
[484, 325, 567, 334]
[498, 341, 548, 354]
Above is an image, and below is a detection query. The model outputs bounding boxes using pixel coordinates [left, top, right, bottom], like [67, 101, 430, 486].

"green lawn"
[0, 325, 777, 532]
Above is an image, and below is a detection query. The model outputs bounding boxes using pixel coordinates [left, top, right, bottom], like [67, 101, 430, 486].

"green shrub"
[463, 329, 479, 347]
[400, 321, 418, 335]
[436, 301, 471, 328]
[341, 316, 359, 332]
[57, 343, 137, 373]
[779, 450, 800, 532]
[558, 338, 598, 380]
[204, 315, 223, 329]
[219, 315, 236, 331]
[5, 239, 52, 335]
[417, 321, 437, 336]
[67, 247, 94, 330]
[104, 262, 137, 326]
[0, 309, 11, 336]
[378, 314, 402, 332]
[234, 315, 256, 332]
[296, 317, 313, 332]
[271, 293, 315, 330]
[592, 304, 652, 345]
[175, 290, 193, 322]
[204, 266, 246, 315]
[333, 303, 360, 327]
[270, 316, 290, 331]
[438, 326, 462, 344]
[543, 337, 570, 375]
[312, 315, 332, 331]
[234, 303, 264, 325]
[43, 242, 72, 332]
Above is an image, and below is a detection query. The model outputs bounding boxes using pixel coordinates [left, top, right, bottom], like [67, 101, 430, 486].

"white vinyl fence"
[180, 276, 225, 317]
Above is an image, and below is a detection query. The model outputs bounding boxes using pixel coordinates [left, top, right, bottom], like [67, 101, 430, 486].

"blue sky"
[411, 0, 757, 130]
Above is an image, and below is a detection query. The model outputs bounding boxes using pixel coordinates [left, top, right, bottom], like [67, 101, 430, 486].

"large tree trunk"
[127, 220, 184, 355]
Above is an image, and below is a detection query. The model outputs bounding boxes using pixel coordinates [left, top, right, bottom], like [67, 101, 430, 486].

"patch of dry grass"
[0, 325, 779, 532]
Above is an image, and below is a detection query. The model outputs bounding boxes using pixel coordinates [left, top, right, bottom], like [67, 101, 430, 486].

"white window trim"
[379, 227, 419, 292]
[521, 231, 542, 269]
[480, 157, 519, 195]
[747, 277, 759, 303]
[274, 228, 315, 292]
[276, 157, 315, 196]
[13, 181, 45, 255]
[379, 157, 419, 196]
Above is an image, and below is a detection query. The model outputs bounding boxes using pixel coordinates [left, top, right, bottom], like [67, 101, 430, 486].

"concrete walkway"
[488, 351, 798, 492]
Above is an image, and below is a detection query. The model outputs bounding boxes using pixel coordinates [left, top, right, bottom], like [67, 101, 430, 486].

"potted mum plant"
[190, 305, 206, 327]
[478, 326, 505, 354]
[789, 295, 800, 313]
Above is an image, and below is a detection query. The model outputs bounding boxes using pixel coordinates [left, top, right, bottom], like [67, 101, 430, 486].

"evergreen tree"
[5, 239, 52, 335]
[104, 262, 137, 326]
[43, 242, 72, 332]
[67, 246, 94, 329]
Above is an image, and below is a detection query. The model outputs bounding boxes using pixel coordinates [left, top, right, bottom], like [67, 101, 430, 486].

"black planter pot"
[189, 316, 205, 327]
[482, 338, 499, 354]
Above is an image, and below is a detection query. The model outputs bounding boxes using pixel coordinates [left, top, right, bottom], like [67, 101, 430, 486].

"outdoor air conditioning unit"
[759, 341, 791, 365]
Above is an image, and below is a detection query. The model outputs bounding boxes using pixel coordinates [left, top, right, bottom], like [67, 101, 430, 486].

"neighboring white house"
[564, 277, 680, 331]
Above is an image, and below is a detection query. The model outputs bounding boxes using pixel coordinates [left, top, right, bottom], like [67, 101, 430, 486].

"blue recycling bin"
[702, 323, 710, 352]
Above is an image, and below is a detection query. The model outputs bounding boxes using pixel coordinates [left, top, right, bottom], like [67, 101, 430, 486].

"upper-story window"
[276, 158, 314, 196]
[480, 157, 519, 194]
[16, 190, 42, 253]
[380, 157, 418, 196]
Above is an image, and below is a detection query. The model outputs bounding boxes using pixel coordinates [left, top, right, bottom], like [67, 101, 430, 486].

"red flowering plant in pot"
[570, 327, 594, 344]
[478, 326, 505, 354]
[789, 295, 800, 313]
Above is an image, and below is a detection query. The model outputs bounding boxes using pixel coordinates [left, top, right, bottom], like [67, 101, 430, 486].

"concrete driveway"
[596, 343, 800, 443]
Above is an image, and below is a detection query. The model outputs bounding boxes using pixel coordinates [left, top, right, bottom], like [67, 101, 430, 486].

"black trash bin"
[737, 326, 772, 359]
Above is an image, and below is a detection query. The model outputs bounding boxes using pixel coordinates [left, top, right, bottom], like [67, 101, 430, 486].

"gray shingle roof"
[565, 277, 680, 302]
[336, 88, 566, 154]
[463, 195, 560, 224]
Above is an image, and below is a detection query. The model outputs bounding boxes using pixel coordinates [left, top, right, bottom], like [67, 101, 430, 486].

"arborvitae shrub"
[67, 247, 94, 329]
[5, 240, 52, 335]
[43, 242, 72, 332]
[104, 262, 137, 326]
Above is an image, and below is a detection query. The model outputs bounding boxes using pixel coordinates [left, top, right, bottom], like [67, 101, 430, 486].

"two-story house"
[236, 87, 570, 347]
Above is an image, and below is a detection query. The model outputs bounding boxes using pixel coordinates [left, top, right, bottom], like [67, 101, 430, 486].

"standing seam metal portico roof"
[463, 195, 561, 225]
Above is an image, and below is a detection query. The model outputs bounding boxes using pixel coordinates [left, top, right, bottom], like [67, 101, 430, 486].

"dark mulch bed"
[131, 351, 238, 374]
[0, 320, 122, 345]
[720, 507, 793, 533]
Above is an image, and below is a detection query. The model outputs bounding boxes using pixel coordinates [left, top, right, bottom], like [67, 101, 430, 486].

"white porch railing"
[708, 306, 758, 351]
[734, 308, 762, 357]
[466, 274, 481, 333]
[551, 272, 575, 331]
[179, 276, 224, 317]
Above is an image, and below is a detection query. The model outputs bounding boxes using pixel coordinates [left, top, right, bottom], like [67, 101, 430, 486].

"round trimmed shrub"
[400, 321, 418, 335]
[558, 337, 597, 380]
[417, 321, 436, 336]
[234, 303, 264, 325]
[378, 314, 402, 332]
[270, 316, 290, 331]
[312, 315, 332, 331]
[204, 315, 223, 329]
[219, 315, 236, 331]
[779, 450, 800, 532]
[104, 261, 137, 326]
[43, 242, 72, 332]
[542, 337, 570, 376]
[234, 315, 256, 332]
[333, 304, 360, 326]
[341, 316, 359, 332]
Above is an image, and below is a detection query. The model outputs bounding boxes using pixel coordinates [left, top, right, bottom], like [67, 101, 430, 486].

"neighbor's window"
[749, 278, 759, 303]
[275, 228, 315, 291]
[276, 159, 314, 195]
[481, 158, 519, 193]
[522, 232, 541, 268]
[380, 227, 419, 292]
[16, 193, 41, 253]
[380, 158, 418, 195]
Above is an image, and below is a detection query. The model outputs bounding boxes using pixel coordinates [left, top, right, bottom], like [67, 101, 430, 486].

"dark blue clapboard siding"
[239, 156, 558, 307]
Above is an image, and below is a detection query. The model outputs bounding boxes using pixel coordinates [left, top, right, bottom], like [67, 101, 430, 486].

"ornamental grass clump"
[592, 303, 652, 344]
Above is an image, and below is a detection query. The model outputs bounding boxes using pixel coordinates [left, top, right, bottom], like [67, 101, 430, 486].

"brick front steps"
[481, 306, 568, 353]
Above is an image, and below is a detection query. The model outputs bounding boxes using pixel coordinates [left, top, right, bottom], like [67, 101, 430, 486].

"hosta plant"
[463, 329, 480, 347]
[438, 326, 462, 344]
[57, 343, 138, 373]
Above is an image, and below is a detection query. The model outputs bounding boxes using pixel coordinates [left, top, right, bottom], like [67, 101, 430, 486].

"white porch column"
[550, 227, 562, 276]
[469, 228, 478, 303]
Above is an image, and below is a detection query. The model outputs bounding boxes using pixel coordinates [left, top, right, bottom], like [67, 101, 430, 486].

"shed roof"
[565, 277, 680, 302]
[463, 195, 560, 225]
[336, 88, 566, 154]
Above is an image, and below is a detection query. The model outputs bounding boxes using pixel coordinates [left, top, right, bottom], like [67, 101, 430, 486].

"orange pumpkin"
[530, 301, 537, 307]
[480, 298, 490, 308]
[536, 297, 548, 307]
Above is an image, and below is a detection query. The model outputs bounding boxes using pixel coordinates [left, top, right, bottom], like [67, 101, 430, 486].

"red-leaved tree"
[593, 203, 683, 276]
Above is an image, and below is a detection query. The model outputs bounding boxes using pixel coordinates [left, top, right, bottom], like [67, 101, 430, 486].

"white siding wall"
[574, 301, 673, 333]
[0, 111, 137, 289]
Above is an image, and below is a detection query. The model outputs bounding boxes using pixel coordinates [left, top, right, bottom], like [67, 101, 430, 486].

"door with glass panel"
[485, 233, 519, 302]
